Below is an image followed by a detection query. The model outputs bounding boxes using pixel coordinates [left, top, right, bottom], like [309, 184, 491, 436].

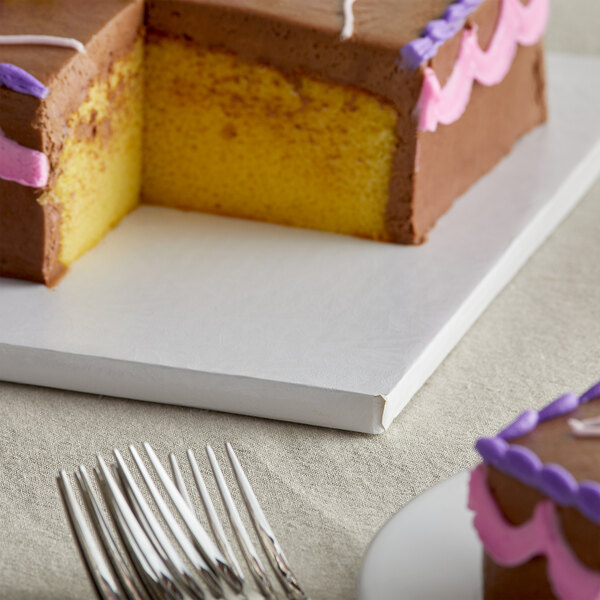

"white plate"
[0, 54, 599, 433]
[357, 471, 482, 600]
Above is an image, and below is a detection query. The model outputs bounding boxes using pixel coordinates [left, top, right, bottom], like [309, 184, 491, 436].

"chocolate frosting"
[146, 0, 454, 52]
[410, 0, 547, 242]
[484, 552, 556, 600]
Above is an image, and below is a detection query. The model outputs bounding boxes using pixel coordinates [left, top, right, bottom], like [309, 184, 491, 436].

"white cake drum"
[0, 54, 599, 434]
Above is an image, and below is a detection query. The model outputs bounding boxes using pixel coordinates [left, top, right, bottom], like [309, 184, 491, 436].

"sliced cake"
[0, 0, 144, 284]
[0, 0, 549, 284]
[143, 0, 548, 243]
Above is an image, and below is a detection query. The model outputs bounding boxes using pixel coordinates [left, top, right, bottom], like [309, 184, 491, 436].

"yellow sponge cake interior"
[143, 36, 398, 241]
[38, 39, 144, 267]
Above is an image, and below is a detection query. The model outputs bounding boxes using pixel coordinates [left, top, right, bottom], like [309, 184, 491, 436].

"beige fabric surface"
[1, 4, 599, 599]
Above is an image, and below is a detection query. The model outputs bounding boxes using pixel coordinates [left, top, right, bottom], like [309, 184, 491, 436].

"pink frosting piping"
[0, 129, 48, 188]
[469, 464, 600, 600]
[417, 0, 549, 132]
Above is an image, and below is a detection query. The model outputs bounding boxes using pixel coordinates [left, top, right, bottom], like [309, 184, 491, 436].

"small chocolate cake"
[470, 381, 600, 600]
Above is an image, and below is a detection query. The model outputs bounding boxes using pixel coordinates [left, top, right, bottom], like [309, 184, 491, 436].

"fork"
[57, 442, 310, 600]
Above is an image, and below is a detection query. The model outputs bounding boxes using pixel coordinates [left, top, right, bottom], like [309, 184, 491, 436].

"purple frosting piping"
[499, 409, 539, 440]
[475, 437, 508, 467]
[0, 63, 48, 99]
[424, 19, 461, 42]
[578, 483, 600, 523]
[400, 0, 485, 68]
[400, 37, 437, 69]
[539, 464, 578, 505]
[503, 446, 542, 481]
[580, 382, 600, 404]
[476, 381, 600, 524]
[538, 392, 579, 421]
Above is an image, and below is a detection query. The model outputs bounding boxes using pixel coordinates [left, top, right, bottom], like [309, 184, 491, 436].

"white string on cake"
[568, 416, 600, 438]
[0, 35, 85, 54]
[341, 0, 357, 41]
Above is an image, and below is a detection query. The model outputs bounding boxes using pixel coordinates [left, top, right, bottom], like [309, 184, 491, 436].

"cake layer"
[145, 0, 425, 243]
[144, 35, 397, 239]
[41, 40, 143, 267]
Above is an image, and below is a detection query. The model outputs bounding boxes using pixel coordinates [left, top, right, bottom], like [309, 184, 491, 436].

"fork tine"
[96, 455, 183, 600]
[57, 470, 125, 600]
[128, 446, 224, 599]
[187, 449, 245, 583]
[113, 449, 208, 600]
[95, 468, 165, 600]
[205, 444, 277, 600]
[112, 464, 165, 567]
[75, 466, 147, 600]
[169, 454, 194, 512]
[60, 443, 308, 600]
[226, 443, 311, 600]
[142, 443, 243, 594]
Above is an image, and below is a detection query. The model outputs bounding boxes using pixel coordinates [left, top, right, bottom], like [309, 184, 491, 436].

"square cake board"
[1, 54, 599, 434]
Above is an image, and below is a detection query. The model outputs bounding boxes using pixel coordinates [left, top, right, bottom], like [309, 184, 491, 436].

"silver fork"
[57, 442, 310, 600]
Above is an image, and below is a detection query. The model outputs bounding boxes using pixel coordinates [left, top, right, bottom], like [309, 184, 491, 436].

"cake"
[0, 0, 549, 285]
[470, 381, 600, 599]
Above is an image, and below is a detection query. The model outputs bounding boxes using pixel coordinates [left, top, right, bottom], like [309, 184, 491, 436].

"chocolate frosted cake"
[470, 381, 600, 600]
[0, 0, 549, 285]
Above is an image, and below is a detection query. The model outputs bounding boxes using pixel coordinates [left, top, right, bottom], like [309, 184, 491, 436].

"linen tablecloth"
[1, 3, 599, 598]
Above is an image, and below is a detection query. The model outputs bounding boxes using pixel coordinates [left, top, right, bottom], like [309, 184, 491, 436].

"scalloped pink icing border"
[469, 464, 600, 600]
[417, 0, 549, 132]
